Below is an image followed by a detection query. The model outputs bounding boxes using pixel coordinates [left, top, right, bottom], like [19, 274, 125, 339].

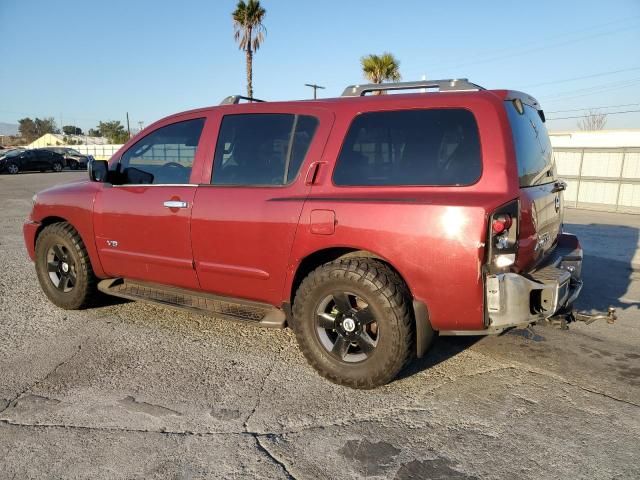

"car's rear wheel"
[6, 162, 19, 174]
[69, 160, 79, 170]
[291, 258, 415, 389]
[35, 222, 99, 309]
[52, 162, 63, 172]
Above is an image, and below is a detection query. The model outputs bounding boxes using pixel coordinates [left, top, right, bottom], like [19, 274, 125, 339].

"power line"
[546, 103, 640, 114]
[547, 109, 640, 121]
[541, 77, 640, 101]
[433, 22, 639, 70]
[522, 66, 640, 89]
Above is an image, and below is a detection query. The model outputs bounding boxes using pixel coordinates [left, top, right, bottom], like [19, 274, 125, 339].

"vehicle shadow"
[397, 336, 480, 381]
[565, 222, 640, 313]
[398, 222, 639, 381]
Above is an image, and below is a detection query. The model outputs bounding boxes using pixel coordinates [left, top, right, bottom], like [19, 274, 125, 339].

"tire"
[69, 160, 79, 170]
[52, 162, 63, 172]
[291, 258, 415, 389]
[35, 222, 99, 309]
[6, 162, 19, 174]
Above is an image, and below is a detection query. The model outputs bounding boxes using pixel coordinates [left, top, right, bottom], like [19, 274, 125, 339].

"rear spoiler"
[503, 90, 546, 123]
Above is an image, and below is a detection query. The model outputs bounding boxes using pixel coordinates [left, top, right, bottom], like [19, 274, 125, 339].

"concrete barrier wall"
[555, 148, 640, 213]
[65, 144, 123, 160]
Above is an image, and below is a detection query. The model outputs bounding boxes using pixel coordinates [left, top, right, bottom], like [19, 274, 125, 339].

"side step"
[97, 278, 286, 328]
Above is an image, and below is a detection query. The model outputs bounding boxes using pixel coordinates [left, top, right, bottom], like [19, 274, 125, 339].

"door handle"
[551, 181, 567, 193]
[163, 200, 189, 209]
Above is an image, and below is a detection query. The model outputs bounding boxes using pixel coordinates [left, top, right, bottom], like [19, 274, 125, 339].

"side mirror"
[88, 159, 109, 183]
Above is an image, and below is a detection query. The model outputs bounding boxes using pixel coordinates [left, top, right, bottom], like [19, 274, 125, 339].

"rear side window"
[333, 109, 481, 186]
[212, 114, 318, 186]
[506, 101, 555, 187]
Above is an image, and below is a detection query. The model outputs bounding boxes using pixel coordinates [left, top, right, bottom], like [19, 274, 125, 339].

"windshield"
[1, 149, 23, 159]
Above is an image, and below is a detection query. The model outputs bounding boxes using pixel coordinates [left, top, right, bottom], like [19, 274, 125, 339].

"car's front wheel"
[35, 222, 99, 309]
[52, 161, 63, 172]
[69, 160, 79, 170]
[6, 162, 19, 174]
[291, 258, 415, 389]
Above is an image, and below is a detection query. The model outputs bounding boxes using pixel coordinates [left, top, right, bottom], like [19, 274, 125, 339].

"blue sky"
[1, 0, 639, 132]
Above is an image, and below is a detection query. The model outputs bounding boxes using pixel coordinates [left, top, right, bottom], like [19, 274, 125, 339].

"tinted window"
[212, 114, 318, 186]
[333, 109, 481, 186]
[506, 101, 555, 187]
[119, 118, 204, 185]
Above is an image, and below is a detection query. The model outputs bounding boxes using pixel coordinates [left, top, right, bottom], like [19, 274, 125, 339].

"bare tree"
[578, 110, 607, 131]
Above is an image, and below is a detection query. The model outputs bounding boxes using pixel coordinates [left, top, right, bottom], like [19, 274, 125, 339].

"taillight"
[487, 200, 519, 271]
[491, 214, 512, 234]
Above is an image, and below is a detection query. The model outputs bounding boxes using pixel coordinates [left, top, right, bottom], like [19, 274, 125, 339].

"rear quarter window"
[333, 109, 481, 186]
[506, 101, 555, 187]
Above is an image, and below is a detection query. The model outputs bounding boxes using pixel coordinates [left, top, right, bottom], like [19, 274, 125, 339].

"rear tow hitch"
[547, 307, 617, 330]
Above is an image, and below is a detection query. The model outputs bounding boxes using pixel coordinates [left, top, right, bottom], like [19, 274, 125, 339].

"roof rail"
[219, 95, 266, 105]
[341, 79, 484, 97]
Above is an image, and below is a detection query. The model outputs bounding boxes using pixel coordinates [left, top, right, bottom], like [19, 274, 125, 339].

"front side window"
[211, 113, 318, 186]
[119, 118, 205, 185]
[506, 101, 555, 187]
[333, 109, 481, 186]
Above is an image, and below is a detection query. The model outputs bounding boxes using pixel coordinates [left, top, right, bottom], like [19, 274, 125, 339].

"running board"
[97, 278, 286, 328]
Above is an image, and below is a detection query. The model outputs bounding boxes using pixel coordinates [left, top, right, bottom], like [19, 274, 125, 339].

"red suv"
[23, 79, 582, 388]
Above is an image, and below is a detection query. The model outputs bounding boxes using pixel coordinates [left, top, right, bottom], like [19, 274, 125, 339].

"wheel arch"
[285, 247, 434, 358]
[35, 216, 71, 245]
[292, 247, 409, 299]
[34, 216, 106, 278]
[288, 247, 433, 358]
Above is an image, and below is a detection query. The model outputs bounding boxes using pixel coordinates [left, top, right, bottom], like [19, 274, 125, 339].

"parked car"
[45, 147, 93, 170]
[1, 148, 65, 174]
[23, 79, 581, 388]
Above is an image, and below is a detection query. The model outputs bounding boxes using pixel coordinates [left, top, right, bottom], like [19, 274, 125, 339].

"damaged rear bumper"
[441, 233, 583, 336]
[486, 232, 582, 332]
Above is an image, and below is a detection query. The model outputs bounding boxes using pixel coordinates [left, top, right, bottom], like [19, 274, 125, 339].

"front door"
[191, 108, 333, 305]
[93, 116, 206, 289]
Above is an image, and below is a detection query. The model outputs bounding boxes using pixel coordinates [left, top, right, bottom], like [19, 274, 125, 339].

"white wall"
[552, 130, 640, 212]
[550, 129, 640, 148]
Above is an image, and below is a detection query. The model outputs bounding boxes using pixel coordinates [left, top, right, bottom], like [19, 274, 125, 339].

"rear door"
[190, 107, 333, 305]
[505, 100, 563, 269]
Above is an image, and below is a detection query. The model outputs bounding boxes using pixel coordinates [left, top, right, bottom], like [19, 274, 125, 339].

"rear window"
[333, 109, 481, 186]
[506, 101, 555, 187]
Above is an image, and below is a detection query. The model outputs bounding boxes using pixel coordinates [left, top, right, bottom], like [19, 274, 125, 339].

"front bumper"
[484, 232, 583, 333]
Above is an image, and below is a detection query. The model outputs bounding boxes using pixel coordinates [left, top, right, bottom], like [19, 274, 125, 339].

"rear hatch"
[505, 98, 563, 271]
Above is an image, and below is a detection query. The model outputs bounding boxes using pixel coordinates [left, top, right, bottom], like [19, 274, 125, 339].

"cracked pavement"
[1, 172, 639, 479]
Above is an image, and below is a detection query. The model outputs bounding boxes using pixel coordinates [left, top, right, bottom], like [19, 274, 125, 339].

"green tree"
[18, 118, 37, 142]
[360, 53, 402, 94]
[90, 121, 129, 144]
[18, 117, 58, 142]
[62, 125, 83, 135]
[232, 0, 266, 98]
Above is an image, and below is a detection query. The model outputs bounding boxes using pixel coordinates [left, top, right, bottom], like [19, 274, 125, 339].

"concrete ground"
[0, 172, 638, 480]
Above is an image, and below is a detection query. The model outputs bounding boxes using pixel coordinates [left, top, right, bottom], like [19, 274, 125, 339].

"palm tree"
[232, 0, 266, 99]
[360, 53, 401, 94]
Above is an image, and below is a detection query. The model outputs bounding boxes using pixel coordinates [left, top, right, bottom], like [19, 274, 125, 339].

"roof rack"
[219, 95, 266, 105]
[341, 79, 484, 97]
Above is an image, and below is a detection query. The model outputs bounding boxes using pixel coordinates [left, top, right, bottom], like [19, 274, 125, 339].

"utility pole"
[305, 83, 325, 100]
[126, 112, 131, 139]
